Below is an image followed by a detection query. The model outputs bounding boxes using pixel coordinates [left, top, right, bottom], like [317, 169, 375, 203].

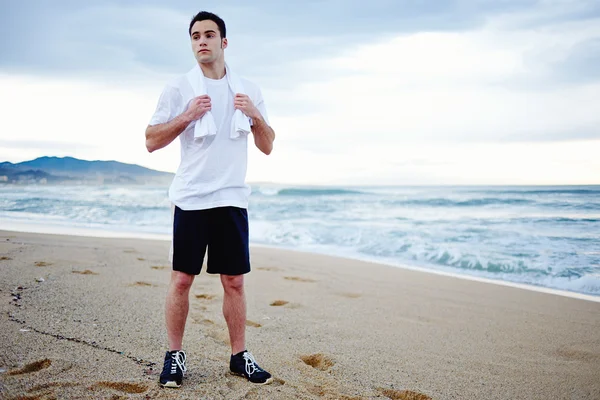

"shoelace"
[170, 351, 187, 375]
[242, 352, 263, 376]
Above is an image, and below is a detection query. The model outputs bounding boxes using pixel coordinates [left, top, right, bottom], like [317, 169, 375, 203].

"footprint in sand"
[34, 261, 52, 267]
[72, 270, 98, 275]
[28, 381, 79, 393]
[555, 347, 600, 362]
[300, 353, 334, 371]
[308, 387, 362, 400]
[270, 300, 301, 308]
[190, 314, 214, 325]
[195, 294, 216, 300]
[246, 320, 262, 328]
[284, 276, 316, 283]
[8, 359, 52, 375]
[90, 382, 148, 394]
[257, 267, 282, 272]
[379, 388, 433, 400]
[128, 281, 156, 287]
[206, 329, 230, 345]
[272, 378, 285, 386]
[338, 292, 361, 298]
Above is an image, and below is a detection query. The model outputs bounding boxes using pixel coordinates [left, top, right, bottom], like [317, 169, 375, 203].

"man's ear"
[222, 37, 228, 49]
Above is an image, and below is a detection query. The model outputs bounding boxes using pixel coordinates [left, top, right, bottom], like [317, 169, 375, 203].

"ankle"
[232, 349, 247, 357]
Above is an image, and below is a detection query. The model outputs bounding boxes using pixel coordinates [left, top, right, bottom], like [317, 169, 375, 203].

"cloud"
[0, 0, 562, 82]
[0, 140, 95, 151]
[2, 0, 600, 184]
[552, 37, 600, 83]
[272, 26, 600, 144]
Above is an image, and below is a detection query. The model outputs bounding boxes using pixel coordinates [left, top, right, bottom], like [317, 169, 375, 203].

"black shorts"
[172, 206, 250, 276]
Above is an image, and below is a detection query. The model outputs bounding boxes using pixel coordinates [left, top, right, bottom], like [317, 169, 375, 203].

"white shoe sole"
[160, 380, 182, 388]
[230, 371, 273, 385]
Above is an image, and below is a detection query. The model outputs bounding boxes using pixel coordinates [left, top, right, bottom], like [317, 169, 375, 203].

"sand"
[0, 230, 599, 400]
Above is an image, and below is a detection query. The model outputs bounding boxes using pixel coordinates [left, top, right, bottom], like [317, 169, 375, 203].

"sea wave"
[390, 198, 535, 207]
[254, 187, 368, 197]
[2, 184, 599, 296]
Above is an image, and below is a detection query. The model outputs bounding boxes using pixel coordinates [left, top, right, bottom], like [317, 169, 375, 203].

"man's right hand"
[185, 95, 212, 121]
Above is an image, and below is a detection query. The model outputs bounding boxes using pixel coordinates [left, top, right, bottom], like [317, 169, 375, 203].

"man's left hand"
[234, 94, 260, 120]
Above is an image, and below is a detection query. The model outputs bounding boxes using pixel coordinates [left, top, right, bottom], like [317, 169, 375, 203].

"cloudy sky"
[1, 0, 599, 185]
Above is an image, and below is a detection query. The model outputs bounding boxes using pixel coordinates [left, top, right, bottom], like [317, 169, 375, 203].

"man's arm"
[145, 95, 212, 153]
[234, 93, 275, 156]
[250, 115, 275, 155]
[145, 113, 193, 153]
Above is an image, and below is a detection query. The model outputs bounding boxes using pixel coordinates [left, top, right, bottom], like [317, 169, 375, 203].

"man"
[145, 11, 275, 388]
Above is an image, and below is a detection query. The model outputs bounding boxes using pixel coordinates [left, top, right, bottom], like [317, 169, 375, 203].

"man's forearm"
[146, 113, 194, 153]
[251, 116, 275, 155]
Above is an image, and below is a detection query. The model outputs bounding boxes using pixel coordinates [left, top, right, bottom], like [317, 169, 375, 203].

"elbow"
[262, 144, 273, 156]
[145, 138, 156, 153]
[145, 128, 157, 153]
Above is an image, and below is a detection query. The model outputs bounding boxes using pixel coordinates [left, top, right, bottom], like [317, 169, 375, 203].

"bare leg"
[165, 271, 195, 351]
[221, 274, 246, 355]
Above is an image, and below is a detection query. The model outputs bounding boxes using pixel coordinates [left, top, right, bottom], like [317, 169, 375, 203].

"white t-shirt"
[149, 72, 269, 211]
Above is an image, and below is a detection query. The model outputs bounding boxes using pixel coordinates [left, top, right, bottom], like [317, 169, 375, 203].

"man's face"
[190, 20, 227, 64]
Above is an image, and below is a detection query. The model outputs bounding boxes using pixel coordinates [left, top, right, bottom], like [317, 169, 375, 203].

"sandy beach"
[0, 230, 599, 400]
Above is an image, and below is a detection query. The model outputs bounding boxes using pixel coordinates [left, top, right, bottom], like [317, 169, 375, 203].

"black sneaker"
[230, 350, 273, 384]
[159, 350, 187, 388]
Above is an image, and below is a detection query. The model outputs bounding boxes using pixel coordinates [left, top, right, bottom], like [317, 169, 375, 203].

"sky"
[1, 0, 599, 185]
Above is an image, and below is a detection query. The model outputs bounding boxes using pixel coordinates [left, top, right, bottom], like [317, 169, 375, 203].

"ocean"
[1, 184, 599, 297]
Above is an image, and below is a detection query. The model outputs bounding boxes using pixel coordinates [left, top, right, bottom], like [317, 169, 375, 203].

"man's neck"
[199, 59, 226, 80]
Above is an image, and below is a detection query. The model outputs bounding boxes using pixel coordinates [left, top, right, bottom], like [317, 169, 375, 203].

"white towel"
[185, 63, 251, 139]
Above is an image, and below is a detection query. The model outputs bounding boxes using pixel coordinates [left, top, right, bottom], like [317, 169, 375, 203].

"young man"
[145, 11, 275, 388]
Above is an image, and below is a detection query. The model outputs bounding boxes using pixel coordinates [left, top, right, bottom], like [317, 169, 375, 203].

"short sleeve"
[149, 84, 183, 126]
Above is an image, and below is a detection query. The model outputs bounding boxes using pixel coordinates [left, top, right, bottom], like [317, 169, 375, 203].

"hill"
[0, 156, 174, 185]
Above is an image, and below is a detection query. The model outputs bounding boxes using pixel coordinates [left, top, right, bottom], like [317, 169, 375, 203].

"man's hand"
[234, 94, 260, 120]
[184, 95, 212, 120]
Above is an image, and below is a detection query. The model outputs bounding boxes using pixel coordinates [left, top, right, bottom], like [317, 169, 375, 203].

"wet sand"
[0, 230, 599, 399]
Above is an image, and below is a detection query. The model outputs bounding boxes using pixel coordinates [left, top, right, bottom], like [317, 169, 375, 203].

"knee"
[171, 271, 194, 293]
[221, 275, 244, 294]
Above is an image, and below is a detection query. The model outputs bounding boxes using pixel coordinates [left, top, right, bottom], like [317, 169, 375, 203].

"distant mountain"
[0, 156, 174, 185]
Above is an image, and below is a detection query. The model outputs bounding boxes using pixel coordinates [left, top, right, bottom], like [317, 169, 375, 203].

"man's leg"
[166, 270, 195, 351]
[221, 274, 246, 355]
[222, 272, 273, 384]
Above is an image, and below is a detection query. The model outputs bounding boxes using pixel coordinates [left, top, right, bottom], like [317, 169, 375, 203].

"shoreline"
[2, 223, 599, 303]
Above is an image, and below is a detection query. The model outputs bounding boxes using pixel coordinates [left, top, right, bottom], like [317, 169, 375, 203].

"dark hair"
[188, 11, 226, 38]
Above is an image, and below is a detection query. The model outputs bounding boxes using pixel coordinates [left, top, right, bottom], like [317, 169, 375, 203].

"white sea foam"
[1, 184, 598, 297]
